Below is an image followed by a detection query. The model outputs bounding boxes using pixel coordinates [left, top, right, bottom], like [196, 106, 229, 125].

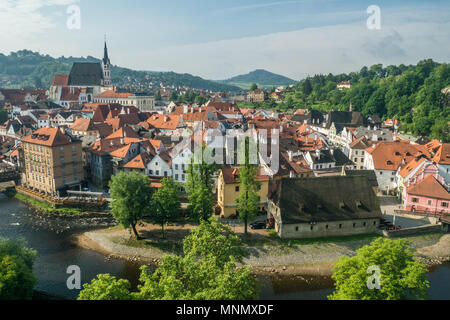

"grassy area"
[112, 237, 183, 255]
[14, 193, 84, 215]
[241, 230, 382, 247]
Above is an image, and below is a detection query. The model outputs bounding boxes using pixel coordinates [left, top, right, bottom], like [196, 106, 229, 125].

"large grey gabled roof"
[68, 62, 103, 86]
[273, 176, 382, 224]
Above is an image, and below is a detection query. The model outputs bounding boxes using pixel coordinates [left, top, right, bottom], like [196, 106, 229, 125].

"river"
[0, 197, 449, 300]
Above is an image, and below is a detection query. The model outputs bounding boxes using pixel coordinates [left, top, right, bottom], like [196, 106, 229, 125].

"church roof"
[68, 62, 103, 86]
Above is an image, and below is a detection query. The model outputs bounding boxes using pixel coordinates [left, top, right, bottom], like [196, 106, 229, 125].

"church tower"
[102, 40, 112, 87]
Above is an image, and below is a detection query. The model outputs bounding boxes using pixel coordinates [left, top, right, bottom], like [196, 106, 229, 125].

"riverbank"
[76, 225, 450, 277]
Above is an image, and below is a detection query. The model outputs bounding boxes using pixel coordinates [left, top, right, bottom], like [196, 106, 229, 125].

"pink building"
[403, 163, 450, 214]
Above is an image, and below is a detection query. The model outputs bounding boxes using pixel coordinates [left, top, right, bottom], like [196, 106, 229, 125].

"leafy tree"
[109, 172, 153, 239]
[152, 177, 181, 238]
[250, 83, 258, 91]
[329, 238, 429, 300]
[0, 238, 37, 300]
[236, 137, 261, 235]
[186, 146, 218, 222]
[136, 218, 257, 300]
[78, 218, 257, 301]
[183, 218, 247, 267]
[78, 274, 133, 301]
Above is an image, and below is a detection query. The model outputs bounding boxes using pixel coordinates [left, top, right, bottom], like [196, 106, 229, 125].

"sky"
[1, 0, 450, 80]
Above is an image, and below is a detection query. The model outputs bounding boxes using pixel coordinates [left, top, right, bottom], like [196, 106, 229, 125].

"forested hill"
[0, 50, 241, 92]
[218, 69, 296, 89]
[283, 60, 449, 142]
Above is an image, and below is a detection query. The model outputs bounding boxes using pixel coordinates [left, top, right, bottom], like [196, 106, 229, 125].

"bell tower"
[102, 36, 112, 87]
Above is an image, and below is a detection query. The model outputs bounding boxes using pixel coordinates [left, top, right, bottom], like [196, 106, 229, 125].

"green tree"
[152, 177, 181, 238]
[250, 83, 258, 91]
[186, 146, 218, 222]
[109, 172, 153, 239]
[136, 218, 257, 300]
[236, 137, 261, 235]
[78, 274, 133, 301]
[329, 238, 429, 300]
[0, 238, 37, 300]
[78, 219, 257, 301]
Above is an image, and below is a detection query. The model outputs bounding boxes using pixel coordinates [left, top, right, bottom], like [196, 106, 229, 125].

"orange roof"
[147, 114, 182, 130]
[96, 90, 133, 99]
[22, 128, 72, 147]
[71, 118, 94, 132]
[110, 144, 132, 159]
[369, 141, 430, 171]
[407, 176, 450, 200]
[221, 167, 269, 184]
[399, 157, 427, 178]
[105, 127, 139, 140]
[51, 75, 69, 86]
[433, 143, 450, 165]
[123, 153, 151, 169]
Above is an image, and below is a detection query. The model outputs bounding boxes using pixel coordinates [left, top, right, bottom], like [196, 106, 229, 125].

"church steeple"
[103, 40, 110, 65]
[102, 36, 112, 87]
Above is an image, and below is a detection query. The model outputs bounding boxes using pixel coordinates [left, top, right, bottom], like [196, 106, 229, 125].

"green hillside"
[0, 50, 241, 92]
[218, 69, 296, 89]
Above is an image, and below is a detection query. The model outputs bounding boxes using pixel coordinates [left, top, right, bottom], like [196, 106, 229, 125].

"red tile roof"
[407, 175, 450, 200]
[51, 75, 69, 86]
[22, 128, 72, 147]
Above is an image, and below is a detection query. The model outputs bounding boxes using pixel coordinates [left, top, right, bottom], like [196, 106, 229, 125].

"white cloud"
[0, 0, 78, 46]
[122, 18, 450, 80]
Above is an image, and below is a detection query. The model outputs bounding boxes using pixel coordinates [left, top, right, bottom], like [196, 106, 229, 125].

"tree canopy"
[329, 238, 429, 300]
[109, 171, 153, 239]
[0, 237, 37, 300]
[152, 177, 181, 238]
[78, 218, 257, 301]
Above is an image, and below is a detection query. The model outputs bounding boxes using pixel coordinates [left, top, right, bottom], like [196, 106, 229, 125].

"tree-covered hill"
[0, 50, 241, 92]
[218, 69, 296, 89]
[283, 60, 449, 142]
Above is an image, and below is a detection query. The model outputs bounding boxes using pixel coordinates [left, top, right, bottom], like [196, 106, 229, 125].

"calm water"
[0, 197, 449, 300]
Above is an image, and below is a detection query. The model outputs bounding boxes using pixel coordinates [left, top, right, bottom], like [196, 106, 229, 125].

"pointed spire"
[103, 35, 110, 65]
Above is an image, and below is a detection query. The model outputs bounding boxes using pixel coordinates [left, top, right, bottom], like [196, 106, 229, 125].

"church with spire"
[48, 40, 115, 105]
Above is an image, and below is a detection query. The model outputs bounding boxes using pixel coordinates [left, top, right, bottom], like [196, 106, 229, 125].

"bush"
[0, 238, 37, 300]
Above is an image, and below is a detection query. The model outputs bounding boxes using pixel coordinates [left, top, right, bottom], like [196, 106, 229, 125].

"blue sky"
[1, 0, 450, 80]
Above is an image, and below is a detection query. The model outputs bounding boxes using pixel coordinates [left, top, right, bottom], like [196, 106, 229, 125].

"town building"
[268, 176, 382, 239]
[21, 128, 84, 196]
[217, 168, 269, 218]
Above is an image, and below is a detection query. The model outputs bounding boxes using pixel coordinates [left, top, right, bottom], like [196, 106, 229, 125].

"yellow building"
[217, 167, 270, 219]
[21, 128, 84, 196]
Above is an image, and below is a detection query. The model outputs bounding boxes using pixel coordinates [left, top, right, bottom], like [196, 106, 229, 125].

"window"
[339, 224, 343, 229]
[326, 225, 329, 230]
[175, 164, 179, 170]
[353, 223, 356, 228]
[310, 226, 314, 231]
[363, 222, 367, 227]
[412, 198, 419, 203]
[427, 200, 433, 206]
[175, 174, 179, 181]
[295, 227, 299, 231]
[235, 186, 240, 192]
[442, 202, 448, 208]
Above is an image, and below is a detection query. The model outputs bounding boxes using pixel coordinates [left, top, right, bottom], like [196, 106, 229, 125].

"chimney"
[183, 105, 188, 114]
[316, 149, 321, 160]
[288, 151, 293, 162]
[349, 102, 353, 112]
[164, 116, 168, 122]
[120, 138, 124, 144]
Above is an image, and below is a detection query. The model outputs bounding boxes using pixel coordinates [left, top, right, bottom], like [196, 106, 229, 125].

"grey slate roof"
[68, 63, 103, 86]
[273, 176, 382, 224]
